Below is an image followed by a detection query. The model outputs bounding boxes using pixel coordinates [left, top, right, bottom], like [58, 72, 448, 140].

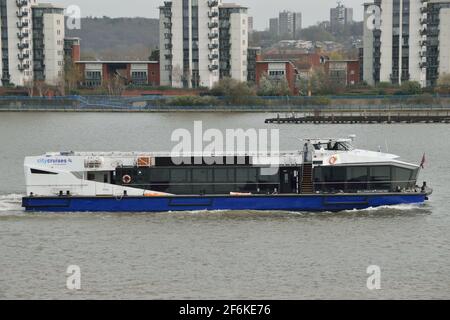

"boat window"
[171, 168, 191, 183]
[347, 166, 369, 190]
[369, 166, 391, 190]
[313, 141, 352, 151]
[30, 169, 58, 175]
[151, 168, 170, 183]
[236, 168, 258, 183]
[259, 168, 279, 183]
[392, 167, 414, 189]
[192, 168, 213, 183]
[214, 168, 235, 182]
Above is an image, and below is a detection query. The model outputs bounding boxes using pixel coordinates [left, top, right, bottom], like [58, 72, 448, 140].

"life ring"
[329, 156, 338, 165]
[122, 175, 132, 184]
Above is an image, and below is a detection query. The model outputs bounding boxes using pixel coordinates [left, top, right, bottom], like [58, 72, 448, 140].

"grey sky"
[52, 0, 365, 29]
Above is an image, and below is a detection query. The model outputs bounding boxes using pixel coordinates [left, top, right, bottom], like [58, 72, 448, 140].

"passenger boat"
[22, 137, 432, 212]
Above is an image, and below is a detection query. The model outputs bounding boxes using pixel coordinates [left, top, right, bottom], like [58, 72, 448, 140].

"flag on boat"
[420, 153, 426, 169]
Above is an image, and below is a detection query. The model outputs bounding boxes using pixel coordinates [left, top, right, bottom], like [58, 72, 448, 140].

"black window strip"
[31, 169, 58, 175]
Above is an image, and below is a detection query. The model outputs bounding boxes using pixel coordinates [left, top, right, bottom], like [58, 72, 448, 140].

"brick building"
[75, 61, 160, 88]
[324, 60, 360, 86]
[255, 60, 299, 95]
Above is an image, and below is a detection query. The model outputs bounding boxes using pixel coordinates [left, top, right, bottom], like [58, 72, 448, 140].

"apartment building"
[269, 18, 279, 36]
[330, 2, 353, 34]
[160, 0, 249, 89]
[0, 0, 37, 86]
[278, 10, 302, 38]
[363, 0, 450, 87]
[426, 0, 450, 86]
[219, 3, 248, 82]
[32, 3, 64, 86]
[364, 0, 426, 86]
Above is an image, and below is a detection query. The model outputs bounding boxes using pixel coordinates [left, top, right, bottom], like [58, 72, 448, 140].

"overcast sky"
[52, 0, 365, 29]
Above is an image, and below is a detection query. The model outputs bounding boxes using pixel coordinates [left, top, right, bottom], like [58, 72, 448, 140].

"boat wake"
[0, 194, 24, 213]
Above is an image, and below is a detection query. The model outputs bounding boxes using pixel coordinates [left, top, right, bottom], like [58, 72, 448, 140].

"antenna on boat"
[385, 139, 389, 153]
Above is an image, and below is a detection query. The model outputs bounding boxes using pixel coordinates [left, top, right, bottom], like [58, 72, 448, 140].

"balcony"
[163, 1, 172, 7]
[17, 63, 30, 71]
[164, 22, 172, 29]
[17, 32, 29, 39]
[208, 64, 219, 71]
[208, 33, 219, 39]
[419, 61, 428, 68]
[17, 43, 29, 50]
[420, 28, 427, 36]
[420, 17, 427, 24]
[208, 0, 219, 7]
[165, 44, 173, 49]
[208, 54, 219, 60]
[17, 53, 29, 60]
[208, 43, 218, 50]
[419, 40, 428, 46]
[208, 11, 218, 18]
[16, 10, 28, 18]
[208, 22, 218, 29]
[16, 0, 28, 7]
[16, 21, 28, 28]
[420, 6, 428, 14]
[164, 33, 173, 39]
[164, 54, 173, 60]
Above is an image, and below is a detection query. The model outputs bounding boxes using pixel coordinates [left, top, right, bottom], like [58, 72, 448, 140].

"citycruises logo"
[37, 158, 72, 165]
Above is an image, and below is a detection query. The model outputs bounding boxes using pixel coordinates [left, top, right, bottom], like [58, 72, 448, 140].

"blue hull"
[22, 193, 427, 212]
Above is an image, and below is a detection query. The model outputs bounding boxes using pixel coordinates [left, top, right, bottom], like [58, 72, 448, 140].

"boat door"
[280, 168, 298, 194]
[88, 171, 114, 196]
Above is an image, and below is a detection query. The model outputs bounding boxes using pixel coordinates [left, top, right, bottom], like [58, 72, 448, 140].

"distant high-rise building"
[278, 10, 302, 38]
[159, 0, 248, 89]
[278, 10, 293, 36]
[293, 12, 302, 38]
[330, 2, 353, 34]
[269, 18, 279, 36]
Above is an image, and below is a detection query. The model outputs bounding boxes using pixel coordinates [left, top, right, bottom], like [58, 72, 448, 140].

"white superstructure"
[24, 137, 421, 197]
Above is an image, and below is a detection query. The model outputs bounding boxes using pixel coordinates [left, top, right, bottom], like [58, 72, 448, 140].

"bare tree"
[23, 79, 34, 96]
[103, 74, 125, 96]
[64, 59, 83, 93]
[34, 80, 49, 97]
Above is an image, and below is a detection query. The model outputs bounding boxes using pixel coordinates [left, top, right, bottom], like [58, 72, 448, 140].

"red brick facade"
[256, 61, 299, 95]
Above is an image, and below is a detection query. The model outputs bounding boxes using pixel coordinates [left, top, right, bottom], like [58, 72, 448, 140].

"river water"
[0, 112, 449, 299]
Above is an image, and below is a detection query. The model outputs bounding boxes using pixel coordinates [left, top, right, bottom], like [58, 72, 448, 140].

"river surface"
[0, 112, 449, 299]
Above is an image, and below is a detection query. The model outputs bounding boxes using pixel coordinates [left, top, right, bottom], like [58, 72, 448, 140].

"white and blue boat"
[22, 137, 432, 212]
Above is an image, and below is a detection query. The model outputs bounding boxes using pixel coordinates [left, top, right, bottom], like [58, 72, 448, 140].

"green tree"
[400, 81, 422, 95]
[149, 49, 160, 61]
[210, 78, 256, 105]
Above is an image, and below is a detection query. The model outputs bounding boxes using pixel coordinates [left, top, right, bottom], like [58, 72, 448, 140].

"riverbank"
[0, 94, 449, 113]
